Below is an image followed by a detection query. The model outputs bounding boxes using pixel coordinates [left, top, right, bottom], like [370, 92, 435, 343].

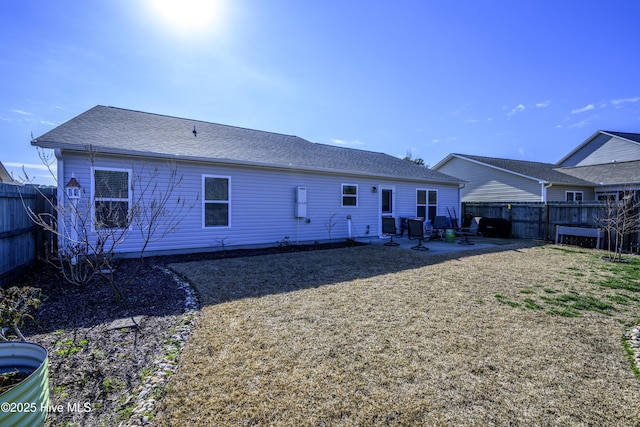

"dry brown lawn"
[154, 243, 640, 426]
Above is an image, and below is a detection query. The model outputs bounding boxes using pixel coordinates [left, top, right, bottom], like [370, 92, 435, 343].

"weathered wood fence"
[0, 184, 56, 285]
[462, 201, 639, 245]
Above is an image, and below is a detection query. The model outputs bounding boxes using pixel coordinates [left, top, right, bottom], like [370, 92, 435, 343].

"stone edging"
[121, 267, 200, 427]
[624, 325, 640, 375]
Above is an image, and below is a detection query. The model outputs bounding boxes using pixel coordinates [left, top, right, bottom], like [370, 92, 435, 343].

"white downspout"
[541, 182, 552, 202]
[458, 183, 465, 221]
[54, 148, 65, 251]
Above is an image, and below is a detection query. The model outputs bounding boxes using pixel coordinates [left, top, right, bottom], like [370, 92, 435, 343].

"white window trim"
[565, 190, 584, 202]
[380, 185, 395, 215]
[341, 183, 358, 207]
[91, 166, 132, 230]
[417, 188, 438, 220]
[202, 174, 231, 228]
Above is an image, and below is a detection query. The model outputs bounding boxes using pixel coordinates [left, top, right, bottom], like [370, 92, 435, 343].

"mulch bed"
[10, 241, 356, 426]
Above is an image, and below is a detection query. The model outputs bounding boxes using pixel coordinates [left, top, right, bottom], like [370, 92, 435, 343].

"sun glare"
[148, 0, 225, 35]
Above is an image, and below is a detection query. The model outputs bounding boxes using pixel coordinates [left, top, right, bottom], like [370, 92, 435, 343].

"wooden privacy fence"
[461, 201, 636, 243]
[0, 184, 55, 285]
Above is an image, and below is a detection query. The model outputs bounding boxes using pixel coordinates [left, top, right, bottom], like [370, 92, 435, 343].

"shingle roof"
[560, 160, 640, 185]
[443, 154, 640, 186]
[452, 154, 594, 185]
[33, 105, 462, 184]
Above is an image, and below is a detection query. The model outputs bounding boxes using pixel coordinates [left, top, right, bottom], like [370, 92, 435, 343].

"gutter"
[38, 143, 463, 186]
[595, 181, 640, 187]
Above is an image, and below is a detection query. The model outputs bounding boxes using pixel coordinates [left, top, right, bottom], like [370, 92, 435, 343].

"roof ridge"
[99, 105, 303, 140]
[456, 153, 556, 165]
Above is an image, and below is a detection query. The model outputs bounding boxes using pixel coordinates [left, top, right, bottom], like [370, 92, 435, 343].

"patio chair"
[457, 215, 479, 245]
[407, 218, 429, 251]
[381, 217, 400, 246]
[431, 215, 448, 240]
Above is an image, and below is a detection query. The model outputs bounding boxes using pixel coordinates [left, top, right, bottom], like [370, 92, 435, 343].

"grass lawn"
[154, 243, 640, 426]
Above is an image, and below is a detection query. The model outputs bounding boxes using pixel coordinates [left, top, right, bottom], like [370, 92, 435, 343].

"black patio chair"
[407, 218, 429, 251]
[382, 217, 400, 246]
[431, 215, 448, 240]
[457, 216, 479, 245]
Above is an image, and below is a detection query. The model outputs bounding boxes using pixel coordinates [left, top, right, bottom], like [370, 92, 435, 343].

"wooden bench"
[555, 226, 604, 249]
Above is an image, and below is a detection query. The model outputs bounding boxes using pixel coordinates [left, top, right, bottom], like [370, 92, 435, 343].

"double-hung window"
[93, 168, 130, 229]
[565, 191, 583, 202]
[342, 184, 358, 207]
[203, 175, 230, 227]
[417, 189, 437, 222]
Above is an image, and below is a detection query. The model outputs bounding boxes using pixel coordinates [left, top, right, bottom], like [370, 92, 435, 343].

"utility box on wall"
[295, 186, 307, 218]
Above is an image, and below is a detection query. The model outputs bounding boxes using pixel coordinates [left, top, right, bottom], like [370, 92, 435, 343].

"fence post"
[543, 203, 549, 241]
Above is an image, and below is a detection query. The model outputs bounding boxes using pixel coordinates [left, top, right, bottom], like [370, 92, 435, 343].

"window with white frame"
[93, 168, 130, 228]
[342, 184, 358, 207]
[203, 175, 230, 227]
[416, 189, 437, 222]
[565, 191, 583, 202]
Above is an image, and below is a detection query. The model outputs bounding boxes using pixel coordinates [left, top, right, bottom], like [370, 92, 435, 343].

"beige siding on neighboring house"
[436, 157, 542, 202]
[546, 185, 595, 202]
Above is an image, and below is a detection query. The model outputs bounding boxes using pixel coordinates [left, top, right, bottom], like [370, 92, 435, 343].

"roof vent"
[192, 125, 197, 137]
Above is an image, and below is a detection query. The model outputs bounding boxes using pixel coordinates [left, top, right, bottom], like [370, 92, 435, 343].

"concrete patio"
[356, 234, 514, 254]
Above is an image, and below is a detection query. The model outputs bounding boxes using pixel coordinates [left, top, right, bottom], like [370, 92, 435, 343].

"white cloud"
[536, 100, 551, 108]
[4, 162, 55, 171]
[330, 138, 364, 147]
[571, 104, 595, 114]
[11, 109, 32, 116]
[611, 97, 640, 107]
[508, 104, 526, 116]
[569, 120, 589, 128]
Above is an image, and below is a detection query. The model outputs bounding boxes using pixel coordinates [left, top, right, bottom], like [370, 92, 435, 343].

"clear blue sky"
[2, 0, 639, 185]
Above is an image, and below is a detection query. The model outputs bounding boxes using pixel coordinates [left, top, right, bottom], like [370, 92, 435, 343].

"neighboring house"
[432, 131, 640, 202]
[0, 162, 20, 185]
[31, 105, 462, 255]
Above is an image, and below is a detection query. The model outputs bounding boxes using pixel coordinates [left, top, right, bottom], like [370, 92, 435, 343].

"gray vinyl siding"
[560, 135, 640, 166]
[59, 152, 459, 255]
[436, 157, 542, 202]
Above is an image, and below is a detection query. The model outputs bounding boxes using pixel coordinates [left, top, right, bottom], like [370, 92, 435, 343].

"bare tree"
[596, 189, 640, 262]
[20, 147, 195, 299]
[126, 162, 198, 283]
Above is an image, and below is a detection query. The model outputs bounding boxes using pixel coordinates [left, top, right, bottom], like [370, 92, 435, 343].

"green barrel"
[445, 229, 456, 243]
[0, 342, 49, 427]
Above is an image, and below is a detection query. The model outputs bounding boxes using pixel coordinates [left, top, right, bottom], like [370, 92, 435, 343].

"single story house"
[32, 105, 463, 256]
[432, 131, 640, 202]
